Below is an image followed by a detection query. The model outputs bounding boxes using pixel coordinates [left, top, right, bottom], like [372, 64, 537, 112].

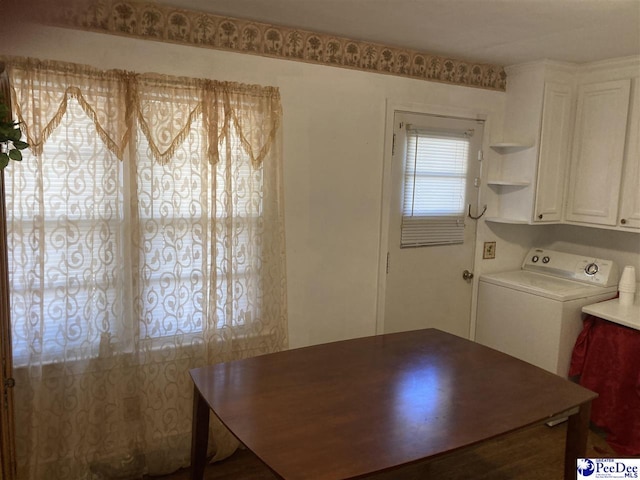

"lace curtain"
[3, 56, 287, 479]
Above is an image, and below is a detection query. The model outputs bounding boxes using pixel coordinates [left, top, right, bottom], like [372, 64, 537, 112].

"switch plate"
[483, 241, 496, 259]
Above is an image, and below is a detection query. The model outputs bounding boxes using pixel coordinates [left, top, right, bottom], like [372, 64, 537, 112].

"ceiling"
[155, 0, 640, 66]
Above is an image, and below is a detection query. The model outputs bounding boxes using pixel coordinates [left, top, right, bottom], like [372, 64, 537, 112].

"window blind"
[401, 126, 471, 247]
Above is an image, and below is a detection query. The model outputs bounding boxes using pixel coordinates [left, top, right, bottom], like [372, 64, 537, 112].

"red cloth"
[569, 315, 640, 456]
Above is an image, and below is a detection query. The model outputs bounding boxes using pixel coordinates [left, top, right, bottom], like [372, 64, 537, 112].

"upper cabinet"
[565, 79, 631, 226]
[564, 57, 640, 231]
[485, 61, 575, 224]
[486, 56, 640, 232]
[618, 78, 640, 229]
[534, 81, 574, 222]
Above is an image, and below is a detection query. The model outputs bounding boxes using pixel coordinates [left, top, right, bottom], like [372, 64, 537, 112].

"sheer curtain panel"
[2, 56, 287, 480]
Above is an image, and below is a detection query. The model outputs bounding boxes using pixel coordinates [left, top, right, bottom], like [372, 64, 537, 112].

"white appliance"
[476, 248, 619, 377]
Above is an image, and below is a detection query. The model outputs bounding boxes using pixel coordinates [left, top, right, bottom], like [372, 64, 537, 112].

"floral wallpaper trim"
[46, 0, 507, 91]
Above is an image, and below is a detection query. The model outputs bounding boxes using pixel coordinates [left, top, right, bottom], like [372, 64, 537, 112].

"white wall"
[475, 222, 557, 274]
[1, 23, 506, 348]
[472, 221, 640, 274]
[543, 225, 640, 278]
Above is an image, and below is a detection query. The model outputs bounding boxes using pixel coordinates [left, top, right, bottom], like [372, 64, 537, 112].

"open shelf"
[489, 143, 533, 153]
[486, 180, 530, 187]
[485, 217, 530, 224]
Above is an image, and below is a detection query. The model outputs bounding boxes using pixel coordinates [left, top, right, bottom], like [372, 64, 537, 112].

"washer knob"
[542, 256, 550, 264]
[585, 263, 599, 276]
[531, 255, 539, 263]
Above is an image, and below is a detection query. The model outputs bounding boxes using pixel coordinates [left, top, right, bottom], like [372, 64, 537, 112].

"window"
[8, 99, 125, 363]
[135, 115, 261, 340]
[401, 126, 471, 247]
[9, 101, 267, 364]
[6, 59, 286, 366]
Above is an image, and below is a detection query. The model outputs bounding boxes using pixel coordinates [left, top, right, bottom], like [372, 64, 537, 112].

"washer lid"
[479, 270, 618, 301]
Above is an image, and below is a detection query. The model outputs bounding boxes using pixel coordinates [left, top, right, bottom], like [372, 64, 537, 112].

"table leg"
[191, 385, 210, 480]
[564, 401, 592, 480]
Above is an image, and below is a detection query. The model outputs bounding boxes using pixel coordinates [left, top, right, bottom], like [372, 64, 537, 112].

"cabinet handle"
[538, 214, 543, 220]
[621, 218, 627, 225]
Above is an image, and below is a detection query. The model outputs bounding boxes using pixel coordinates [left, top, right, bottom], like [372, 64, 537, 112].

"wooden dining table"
[190, 328, 596, 479]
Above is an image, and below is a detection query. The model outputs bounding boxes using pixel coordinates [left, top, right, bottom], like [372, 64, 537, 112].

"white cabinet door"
[566, 79, 631, 226]
[618, 77, 640, 229]
[534, 82, 573, 223]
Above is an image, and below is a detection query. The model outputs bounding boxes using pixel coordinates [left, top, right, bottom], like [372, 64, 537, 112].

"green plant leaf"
[0, 101, 30, 157]
[8, 149, 22, 161]
[8, 129, 21, 142]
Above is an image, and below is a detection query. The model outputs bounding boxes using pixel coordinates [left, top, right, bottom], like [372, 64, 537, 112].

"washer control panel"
[522, 248, 619, 287]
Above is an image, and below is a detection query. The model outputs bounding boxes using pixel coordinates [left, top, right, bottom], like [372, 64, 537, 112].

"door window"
[401, 127, 472, 247]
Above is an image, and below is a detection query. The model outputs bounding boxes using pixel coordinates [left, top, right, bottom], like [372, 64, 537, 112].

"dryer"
[475, 248, 618, 377]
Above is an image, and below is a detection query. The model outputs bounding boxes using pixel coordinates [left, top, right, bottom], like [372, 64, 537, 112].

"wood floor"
[151, 423, 619, 480]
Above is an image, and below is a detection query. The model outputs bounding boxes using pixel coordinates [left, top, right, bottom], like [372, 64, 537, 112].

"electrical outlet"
[483, 241, 496, 259]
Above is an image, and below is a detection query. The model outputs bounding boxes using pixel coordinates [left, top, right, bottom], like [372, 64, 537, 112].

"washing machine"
[476, 248, 619, 377]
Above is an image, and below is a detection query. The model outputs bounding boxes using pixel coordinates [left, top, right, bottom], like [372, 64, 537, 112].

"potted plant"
[0, 99, 28, 170]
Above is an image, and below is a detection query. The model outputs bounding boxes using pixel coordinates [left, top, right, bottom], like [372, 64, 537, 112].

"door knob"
[462, 270, 474, 281]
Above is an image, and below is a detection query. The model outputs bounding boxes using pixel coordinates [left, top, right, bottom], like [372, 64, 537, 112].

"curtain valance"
[2, 56, 281, 167]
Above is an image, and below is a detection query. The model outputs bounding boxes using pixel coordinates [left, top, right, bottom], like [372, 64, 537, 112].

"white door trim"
[375, 99, 496, 338]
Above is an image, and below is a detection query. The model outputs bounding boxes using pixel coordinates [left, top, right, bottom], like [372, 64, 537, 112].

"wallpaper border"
[46, 0, 507, 92]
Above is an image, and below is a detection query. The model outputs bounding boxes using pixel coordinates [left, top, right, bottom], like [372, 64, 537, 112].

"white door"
[383, 112, 484, 338]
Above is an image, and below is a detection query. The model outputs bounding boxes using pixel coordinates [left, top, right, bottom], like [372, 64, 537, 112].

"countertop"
[582, 292, 640, 331]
